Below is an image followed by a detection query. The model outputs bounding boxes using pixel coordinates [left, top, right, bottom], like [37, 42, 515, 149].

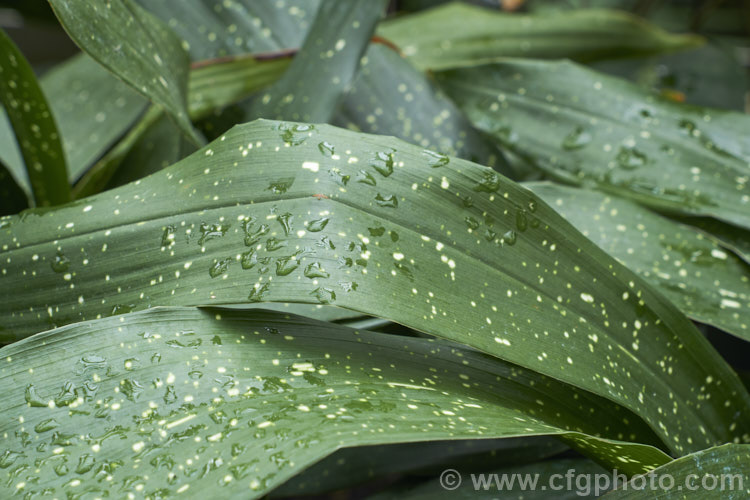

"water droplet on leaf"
[375, 193, 398, 208]
[616, 146, 647, 170]
[209, 257, 232, 278]
[51, 250, 70, 273]
[307, 218, 330, 232]
[561, 127, 592, 150]
[304, 262, 329, 279]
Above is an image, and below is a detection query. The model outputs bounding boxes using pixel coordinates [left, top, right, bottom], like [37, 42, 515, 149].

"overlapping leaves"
[438, 59, 750, 229]
[1, 121, 748, 455]
[0, 308, 669, 498]
[528, 183, 749, 341]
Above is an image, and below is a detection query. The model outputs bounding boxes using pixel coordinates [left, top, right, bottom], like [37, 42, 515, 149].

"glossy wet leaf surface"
[607, 444, 750, 499]
[244, 0, 387, 123]
[377, 3, 702, 72]
[49, 0, 200, 144]
[334, 44, 510, 172]
[528, 183, 750, 341]
[438, 59, 750, 229]
[0, 28, 70, 206]
[1, 120, 748, 455]
[0, 307, 670, 498]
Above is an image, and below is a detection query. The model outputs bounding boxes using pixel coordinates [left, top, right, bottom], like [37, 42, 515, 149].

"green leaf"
[372, 458, 608, 499]
[1, 51, 287, 193]
[188, 54, 292, 121]
[528, 183, 750, 341]
[438, 59, 750, 229]
[592, 42, 749, 112]
[137, 0, 319, 60]
[334, 44, 511, 172]
[0, 28, 71, 207]
[0, 106, 25, 192]
[0, 54, 150, 188]
[71, 106, 166, 199]
[245, 0, 387, 122]
[41, 54, 150, 182]
[0, 307, 670, 498]
[48, 0, 201, 145]
[1, 120, 748, 454]
[377, 4, 703, 72]
[606, 444, 750, 499]
[74, 54, 290, 197]
[103, 112, 196, 190]
[272, 436, 567, 497]
[669, 216, 750, 265]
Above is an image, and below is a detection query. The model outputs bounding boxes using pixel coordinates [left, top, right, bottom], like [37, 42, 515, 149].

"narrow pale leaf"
[245, 0, 387, 122]
[0, 308, 669, 498]
[0, 28, 70, 206]
[528, 183, 750, 341]
[378, 4, 703, 71]
[0, 105, 25, 191]
[438, 59, 750, 229]
[1, 120, 748, 453]
[189, 54, 292, 121]
[49, 0, 201, 144]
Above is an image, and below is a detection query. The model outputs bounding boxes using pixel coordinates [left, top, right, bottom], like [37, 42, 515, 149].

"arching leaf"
[244, 0, 387, 122]
[188, 54, 291, 121]
[528, 183, 750, 341]
[334, 44, 510, 173]
[0, 28, 70, 206]
[49, 0, 201, 144]
[0, 307, 669, 498]
[39, 54, 149, 183]
[378, 4, 702, 71]
[438, 59, 750, 229]
[607, 444, 750, 499]
[0, 120, 748, 455]
[73, 54, 291, 197]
